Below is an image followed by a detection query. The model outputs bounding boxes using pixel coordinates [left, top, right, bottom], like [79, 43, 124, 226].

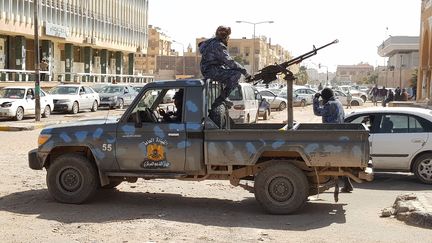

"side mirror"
[135, 111, 143, 128]
[80, 91, 85, 95]
[124, 90, 129, 94]
[26, 95, 34, 100]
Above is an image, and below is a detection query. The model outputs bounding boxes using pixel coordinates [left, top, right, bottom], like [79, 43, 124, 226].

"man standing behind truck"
[313, 88, 354, 193]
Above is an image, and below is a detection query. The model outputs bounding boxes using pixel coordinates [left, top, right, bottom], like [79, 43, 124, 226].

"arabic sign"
[45, 22, 69, 38]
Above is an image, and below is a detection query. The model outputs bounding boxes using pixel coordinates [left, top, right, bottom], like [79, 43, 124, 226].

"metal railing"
[0, 69, 50, 82]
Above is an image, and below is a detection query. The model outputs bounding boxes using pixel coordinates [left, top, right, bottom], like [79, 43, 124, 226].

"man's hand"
[158, 108, 166, 116]
[314, 93, 321, 99]
[244, 73, 253, 82]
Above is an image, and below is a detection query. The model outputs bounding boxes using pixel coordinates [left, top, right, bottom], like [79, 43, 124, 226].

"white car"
[228, 83, 259, 123]
[293, 86, 316, 106]
[345, 107, 432, 184]
[337, 85, 368, 102]
[50, 84, 100, 114]
[0, 86, 54, 120]
[333, 90, 364, 106]
[259, 89, 288, 110]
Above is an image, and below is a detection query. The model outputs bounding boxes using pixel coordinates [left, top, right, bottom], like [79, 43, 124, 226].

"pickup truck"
[28, 79, 373, 214]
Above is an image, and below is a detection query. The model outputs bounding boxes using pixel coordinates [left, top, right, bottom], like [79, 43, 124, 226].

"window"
[229, 86, 243, 101]
[84, 86, 94, 94]
[349, 115, 375, 131]
[244, 87, 256, 100]
[377, 115, 408, 134]
[409, 116, 424, 133]
[260, 91, 274, 97]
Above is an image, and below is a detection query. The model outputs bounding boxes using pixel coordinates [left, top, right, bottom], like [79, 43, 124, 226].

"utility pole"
[34, 0, 41, 121]
[399, 54, 403, 88]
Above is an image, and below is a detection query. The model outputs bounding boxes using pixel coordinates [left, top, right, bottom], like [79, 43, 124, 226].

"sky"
[148, 0, 421, 72]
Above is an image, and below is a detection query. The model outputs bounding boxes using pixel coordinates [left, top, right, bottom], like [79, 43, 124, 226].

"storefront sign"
[45, 22, 69, 38]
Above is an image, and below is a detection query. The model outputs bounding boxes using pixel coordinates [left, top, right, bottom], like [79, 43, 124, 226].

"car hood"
[0, 98, 20, 104]
[99, 93, 120, 98]
[50, 94, 77, 100]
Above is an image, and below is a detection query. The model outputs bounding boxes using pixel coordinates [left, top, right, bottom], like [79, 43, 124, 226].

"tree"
[295, 66, 309, 85]
[367, 73, 378, 85]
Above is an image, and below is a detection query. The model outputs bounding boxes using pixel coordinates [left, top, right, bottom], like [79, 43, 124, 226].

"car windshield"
[101, 86, 124, 93]
[0, 88, 26, 99]
[50, 86, 79, 95]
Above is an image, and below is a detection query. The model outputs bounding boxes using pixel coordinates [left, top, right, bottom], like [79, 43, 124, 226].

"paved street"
[0, 103, 431, 242]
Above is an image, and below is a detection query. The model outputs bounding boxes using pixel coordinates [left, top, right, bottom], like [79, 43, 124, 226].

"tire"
[47, 153, 98, 204]
[71, 102, 79, 114]
[117, 99, 124, 109]
[91, 100, 98, 112]
[263, 109, 269, 120]
[413, 153, 432, 184]
[361, 95, 367, 102]
[300, 100, 306, 107]
[254, 163, 309, 214]
[278, 101, 286, 111]
[351, 100, 360, 106]
[101, 179, 123, 189]
[14, 106, 24, 121]
[42, 105, 51, 118]
[209, 103, 228, 128]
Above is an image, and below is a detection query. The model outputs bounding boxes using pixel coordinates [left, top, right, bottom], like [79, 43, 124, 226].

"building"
[377, 36, 419, 89]
[0, 0, 152, 83]
[419, 0, 432, 100]
[335, 63, 374, 84]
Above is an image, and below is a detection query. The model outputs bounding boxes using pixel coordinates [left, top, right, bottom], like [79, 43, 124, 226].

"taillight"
[233, 104, 245, 110]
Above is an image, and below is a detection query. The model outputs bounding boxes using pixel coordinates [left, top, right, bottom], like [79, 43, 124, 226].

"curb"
[0, 122, 59, 132]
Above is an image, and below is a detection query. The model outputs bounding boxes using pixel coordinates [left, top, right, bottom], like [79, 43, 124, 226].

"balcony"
[378, 36, 420, 57]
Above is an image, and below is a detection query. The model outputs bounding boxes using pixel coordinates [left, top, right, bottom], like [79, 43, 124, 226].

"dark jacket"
[199, 37, 247, 77]
[313, 97, 345, 123]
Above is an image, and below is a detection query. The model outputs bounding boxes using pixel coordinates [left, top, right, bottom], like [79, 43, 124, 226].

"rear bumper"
[28, 148, 43, 170]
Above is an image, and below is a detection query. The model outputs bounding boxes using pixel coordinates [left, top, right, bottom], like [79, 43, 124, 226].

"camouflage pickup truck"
[29, 79, 373, 214]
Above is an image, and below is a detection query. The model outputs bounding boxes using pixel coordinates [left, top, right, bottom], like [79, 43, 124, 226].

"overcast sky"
[148, 0, 421, 72]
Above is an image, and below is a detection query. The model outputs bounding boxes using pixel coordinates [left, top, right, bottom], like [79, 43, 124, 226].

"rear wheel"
[254, 163, 309, 214]
[279, 101, 286, 111]
[47, 154, 98, 204]
[14, 106, 24, 121]
[361, 95, 367, 102]
[413, 153, 432, 184]
[351, 100, 360, 106]
[42, 105, 51, 118]
[117, 99, 124, 109]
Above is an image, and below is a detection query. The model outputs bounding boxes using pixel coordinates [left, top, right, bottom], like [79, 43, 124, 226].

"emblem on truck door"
[141, 138, 170, 169]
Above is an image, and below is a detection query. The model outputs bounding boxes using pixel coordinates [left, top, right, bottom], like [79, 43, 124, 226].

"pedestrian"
[394, 87, 401, 101]
[412, 85, 417, 100]
[383, 89, 394, 107]
[371, 84, 378, 106]
[401, 88, 409, 101]
[313, 88, 353, 193]
[199, 26, 251, 108]
[346, 89, 352, 109]
[40, 58, 49, 81]
[318, 83, 323, 91]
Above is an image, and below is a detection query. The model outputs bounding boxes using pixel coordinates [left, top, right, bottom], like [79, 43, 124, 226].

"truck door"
[115, 88, 186, 172]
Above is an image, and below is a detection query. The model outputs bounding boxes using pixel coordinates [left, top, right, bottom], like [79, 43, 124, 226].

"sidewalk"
[382, 193, 432, 228]
[0, 120, 62, 131]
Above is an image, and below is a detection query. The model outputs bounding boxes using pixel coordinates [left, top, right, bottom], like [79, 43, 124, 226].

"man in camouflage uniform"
[313, 88, 354, 193]
[199, 26, 251, 108]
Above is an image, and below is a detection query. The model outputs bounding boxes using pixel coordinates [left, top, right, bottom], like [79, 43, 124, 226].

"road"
[0, 103, 431, 242]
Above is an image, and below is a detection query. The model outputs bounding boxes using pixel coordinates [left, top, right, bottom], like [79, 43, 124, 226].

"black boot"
[340, 177, 353, 193]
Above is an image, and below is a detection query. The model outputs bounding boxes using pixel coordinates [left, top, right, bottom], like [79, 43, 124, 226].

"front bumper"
[53, 103, 71, 112]
[99, 100, 117, 107]
[0, 107, 15, 117]
[28, 148, 44, 170]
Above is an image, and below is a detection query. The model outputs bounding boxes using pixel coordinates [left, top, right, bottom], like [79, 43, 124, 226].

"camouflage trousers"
[204, 68, 242, 97]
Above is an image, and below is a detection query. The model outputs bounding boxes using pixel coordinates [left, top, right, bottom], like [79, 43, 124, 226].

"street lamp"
[173, 40, 185, 76]
[236, 20, 274, 73]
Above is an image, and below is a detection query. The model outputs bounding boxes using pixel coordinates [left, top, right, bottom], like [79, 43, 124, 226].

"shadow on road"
[354, 172, 431, 191]
[0, 189, 347, 231]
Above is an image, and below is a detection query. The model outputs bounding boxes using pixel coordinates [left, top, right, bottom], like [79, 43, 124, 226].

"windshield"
[101, 86, 124, 93]
[0, 88, 26, 99]
[50, 86, 79, 95]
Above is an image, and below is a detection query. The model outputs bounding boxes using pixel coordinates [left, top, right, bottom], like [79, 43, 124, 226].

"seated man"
[26, 89, 34, 99]
[159, 89, 183, 123]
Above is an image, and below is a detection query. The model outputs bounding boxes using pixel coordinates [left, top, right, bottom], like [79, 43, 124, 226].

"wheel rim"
[93, 101, 97, 110]
[73, 103, 78, 113]
[417, 159, 432, 181]
[280, 102, 286, 110]
[268, 176, 294, 202]
[16, 107, 23, 120]
[58, 167, 83, 193]
[119, 100, 124, 109]
[44, 106, 50, 116]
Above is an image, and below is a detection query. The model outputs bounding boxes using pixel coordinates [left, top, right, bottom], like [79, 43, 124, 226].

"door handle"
[168, 133, 179, 137]
[411, 139, 425, 143]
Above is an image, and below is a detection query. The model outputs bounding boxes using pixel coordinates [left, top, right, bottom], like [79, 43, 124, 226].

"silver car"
[98, 84, 138, 109]
[259, 89, 288, 111]
[50, 85, 100, 114]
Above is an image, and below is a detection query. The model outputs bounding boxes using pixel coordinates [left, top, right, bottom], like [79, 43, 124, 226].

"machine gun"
[247, 39, 339, 85]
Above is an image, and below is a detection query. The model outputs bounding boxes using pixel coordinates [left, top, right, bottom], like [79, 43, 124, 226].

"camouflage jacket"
[313, 97, 345, 123]
[199, 37, 247, 77]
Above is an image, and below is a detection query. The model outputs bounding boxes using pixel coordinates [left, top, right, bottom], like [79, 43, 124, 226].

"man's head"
[215, 26, 231, 45]
[321, 88, 334, 101]
[173, 89, 184, 108]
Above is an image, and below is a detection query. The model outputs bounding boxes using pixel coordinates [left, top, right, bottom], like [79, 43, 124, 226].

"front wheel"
[279, 102, 286, 111]
[71, 102, 79, 114]
[42, 105, 51, 118]
[47, 154, 98, 204]
[413, 153, 432, 184]
[254, 163, 309, 214]
[351, 100, 360, 106]
[14, 106, 24, 121]
[91, 100, 98, 112]
[117, 99, 124, 109]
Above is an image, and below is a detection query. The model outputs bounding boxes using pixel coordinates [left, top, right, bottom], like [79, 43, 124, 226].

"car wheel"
[413, 153, 432, 184]
[117, 99, 124, 109]
[361, 95, 367, 102]
[14, 106, 24, 121]
[351, 100, 360, 106]
[47, 153, 98, 204]
[300, 100, 306, 107]
[71, 102, 79, 114]
[263, 109, 269, 120]
[91, 100, 98, 112]
[279, 101, 286, 111]
[42, 105, 51, 118]
[254, 163, 309, 214]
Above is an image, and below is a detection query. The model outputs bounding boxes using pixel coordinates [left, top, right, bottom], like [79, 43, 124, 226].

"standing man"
[199, 26, 251, 108]
[346, 89, 352, 109]
[371, 84, 378, 106]
[313, 88, 353, 193]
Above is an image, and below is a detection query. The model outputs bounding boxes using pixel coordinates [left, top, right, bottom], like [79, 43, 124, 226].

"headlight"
[38, 134, 51, 146]
[1, 102, 12, 108]
[109, 96, 117, 101]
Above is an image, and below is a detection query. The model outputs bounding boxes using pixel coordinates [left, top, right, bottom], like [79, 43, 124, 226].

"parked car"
[98, 84, 138, 109]
[337, 85, 368, 102]
[259, 89, 288, 110]
[253, 87, 271, 120]
[228, 83, 259, 123]
[0, 86, 54, 120]
[293, 86, 316, 106]
[345, 107, 432, 184]
[333, 90, 364, 106]
[90, 83, 108, 93]
[49, 84, 100, 114]
[275, 89, 303, 107]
